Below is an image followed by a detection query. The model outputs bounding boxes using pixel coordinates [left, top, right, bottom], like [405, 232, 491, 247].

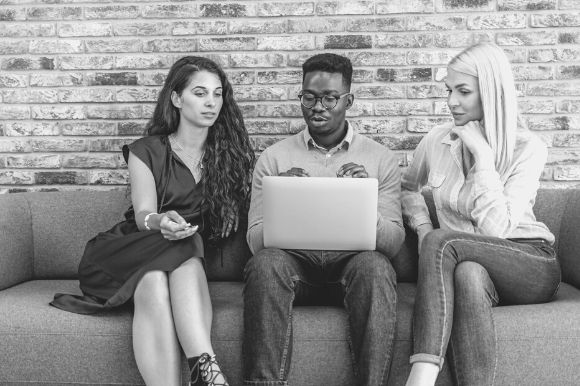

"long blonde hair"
[448, 42, 521, 178]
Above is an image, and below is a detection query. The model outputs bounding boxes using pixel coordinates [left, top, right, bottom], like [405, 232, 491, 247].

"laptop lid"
[262, 176, 378, 251]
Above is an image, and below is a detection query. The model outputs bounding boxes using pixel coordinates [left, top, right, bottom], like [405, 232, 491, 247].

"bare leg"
[169, 257, 227, 384]
[169, 257, 214, 356]
[133, 271, 181, 386]
[405, 363, 439, 386]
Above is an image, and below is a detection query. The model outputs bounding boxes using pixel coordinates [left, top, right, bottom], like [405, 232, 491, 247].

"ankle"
[188, 353, 229, 386]
[406, 362, 439, 386]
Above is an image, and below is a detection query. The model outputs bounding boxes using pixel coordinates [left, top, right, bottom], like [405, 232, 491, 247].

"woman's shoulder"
[417, 122, 454, 149]
[129, 135, 167, 149]
[123, 135, 168, 164]
[515, 130, 548, 158]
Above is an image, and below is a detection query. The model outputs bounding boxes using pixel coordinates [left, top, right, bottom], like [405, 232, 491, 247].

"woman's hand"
[159, 210, 198, 241]
[221, 206, 239, 238]
[451, 121, 493, 163]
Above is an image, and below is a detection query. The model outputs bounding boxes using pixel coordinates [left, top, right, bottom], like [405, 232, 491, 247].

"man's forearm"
[246, 222, 264, 255]
[376, 215, 405, 258]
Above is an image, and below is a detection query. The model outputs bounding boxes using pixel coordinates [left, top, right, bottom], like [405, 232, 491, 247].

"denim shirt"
[401, 123, 555, 244]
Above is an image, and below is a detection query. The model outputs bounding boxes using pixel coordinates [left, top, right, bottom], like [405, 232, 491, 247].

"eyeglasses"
[298, 92, 351, 110]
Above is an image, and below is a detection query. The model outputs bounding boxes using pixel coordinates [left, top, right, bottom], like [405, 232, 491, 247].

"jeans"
[242, 248, 397, 386]
[412, 229, 561, 386]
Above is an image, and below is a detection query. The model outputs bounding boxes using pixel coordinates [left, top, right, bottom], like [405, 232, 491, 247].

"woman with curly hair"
[51, 56, 255, 386]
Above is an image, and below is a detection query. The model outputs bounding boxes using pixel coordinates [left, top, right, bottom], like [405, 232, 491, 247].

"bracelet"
[144, 212, 157, 231]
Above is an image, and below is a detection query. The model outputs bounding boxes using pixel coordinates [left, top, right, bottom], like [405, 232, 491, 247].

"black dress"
[51, 135, 208, 314]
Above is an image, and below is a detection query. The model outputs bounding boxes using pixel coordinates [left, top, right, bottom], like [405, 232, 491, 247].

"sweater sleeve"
[246, 149, 277, 255]
[375, 150, 405, 258]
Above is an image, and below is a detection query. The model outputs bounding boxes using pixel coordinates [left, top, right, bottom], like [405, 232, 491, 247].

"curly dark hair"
[146, 56, 255, 240]
[302, 53, 353, 90]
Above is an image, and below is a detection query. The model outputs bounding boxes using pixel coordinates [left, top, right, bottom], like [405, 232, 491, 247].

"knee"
[421, 229, 453, 250]
[419, 229, 461, 263]
[244, 248, 294, 300]
[349, 252, 396, 289]
[244, 248, 292, 286]
[454, 262, 493, 298]
[173, 256, 204, 276]
[134, 271, 170, 310]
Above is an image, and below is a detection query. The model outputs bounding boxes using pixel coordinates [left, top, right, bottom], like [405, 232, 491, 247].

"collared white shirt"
[401, 123, 554, 244]
[302, 122, 354, 156]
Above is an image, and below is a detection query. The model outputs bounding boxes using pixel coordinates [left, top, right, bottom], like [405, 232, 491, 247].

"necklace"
[169, 134, 205, 175]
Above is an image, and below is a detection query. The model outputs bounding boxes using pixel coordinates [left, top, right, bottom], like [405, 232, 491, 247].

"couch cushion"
[0, 280, 421, 386]
[26, 190, 129, 279]
[0, 193, 33, 290]
[557, 189, 580, 287]
[5, 279, 580, 385]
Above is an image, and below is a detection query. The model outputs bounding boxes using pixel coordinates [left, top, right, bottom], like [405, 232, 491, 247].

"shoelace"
[189, 353, 229, 386]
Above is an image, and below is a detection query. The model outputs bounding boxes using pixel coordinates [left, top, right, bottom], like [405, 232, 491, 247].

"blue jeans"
[412, 229, 561, 386]
[242, 248, 397, 386]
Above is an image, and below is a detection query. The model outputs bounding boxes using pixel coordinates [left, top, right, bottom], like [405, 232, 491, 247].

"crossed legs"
[133, 257, 217, 386]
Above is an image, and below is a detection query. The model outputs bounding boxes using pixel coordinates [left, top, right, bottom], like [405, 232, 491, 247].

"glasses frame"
[298, 91, 352, 110]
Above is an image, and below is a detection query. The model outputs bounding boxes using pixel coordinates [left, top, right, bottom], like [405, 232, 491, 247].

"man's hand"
[279, 167, 310, 177]
[337, 162, 368, 178]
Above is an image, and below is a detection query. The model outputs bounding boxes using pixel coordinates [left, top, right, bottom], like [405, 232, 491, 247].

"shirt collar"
[302, 121, 353, 152]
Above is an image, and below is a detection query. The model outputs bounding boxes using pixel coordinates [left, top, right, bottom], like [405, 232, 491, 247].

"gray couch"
[1, 188, 580, 386]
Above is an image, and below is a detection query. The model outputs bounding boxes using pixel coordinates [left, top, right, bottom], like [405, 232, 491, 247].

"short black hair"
[302, 53, 353, 90]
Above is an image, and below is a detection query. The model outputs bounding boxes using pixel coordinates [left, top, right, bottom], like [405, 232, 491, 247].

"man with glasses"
[243, 53, 405, 386]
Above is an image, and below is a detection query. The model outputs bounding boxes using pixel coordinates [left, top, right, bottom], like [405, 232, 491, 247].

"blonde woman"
[402, 43, 561, 386]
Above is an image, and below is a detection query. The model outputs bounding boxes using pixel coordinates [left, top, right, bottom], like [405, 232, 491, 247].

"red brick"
[85, 5, 140, 19]
[61, 122, 117, 136]
[36, 171, 88, 185]
[6, 154, 61, 169]
[351, 119, 406, 134]
[245, 120, 291, 134]
[316, 1, 374, 15]
[30, 139, 87, 152]
[351, 85, 406, 99]
[89, 170, 129, 185]
[288, 19, 346, 33]
[86, 39, 142, 53]
[199, 3, 254, 17]
[0, 23, 55, 38]
[114, 22, 173, 36]
[173, 21, 227, 36]
[0, 171, 35, 185]
[58, 22, 112, 37]
[229, 20, 287, 34]
[143, 38, 197, 53]
[257, 2, 314, 16]
[143, 4, 197, 18]
[62, 154, 122, 169]
[0, 74, 27, 88]
[376, 0, 434, 13]
[27, 7, 82, 21]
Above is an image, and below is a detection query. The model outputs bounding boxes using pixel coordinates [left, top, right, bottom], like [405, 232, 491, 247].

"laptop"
[262, 176, 378, 251]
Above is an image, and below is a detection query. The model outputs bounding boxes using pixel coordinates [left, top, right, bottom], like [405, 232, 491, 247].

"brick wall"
[0, 0, 579, 192]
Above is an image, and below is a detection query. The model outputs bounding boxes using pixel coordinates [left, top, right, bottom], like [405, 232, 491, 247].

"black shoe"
[189, 352, 229, 386]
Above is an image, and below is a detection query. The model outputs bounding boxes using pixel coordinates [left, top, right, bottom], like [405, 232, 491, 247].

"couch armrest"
[0, 193, 33, 290]
[557, 189, 580, 290]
